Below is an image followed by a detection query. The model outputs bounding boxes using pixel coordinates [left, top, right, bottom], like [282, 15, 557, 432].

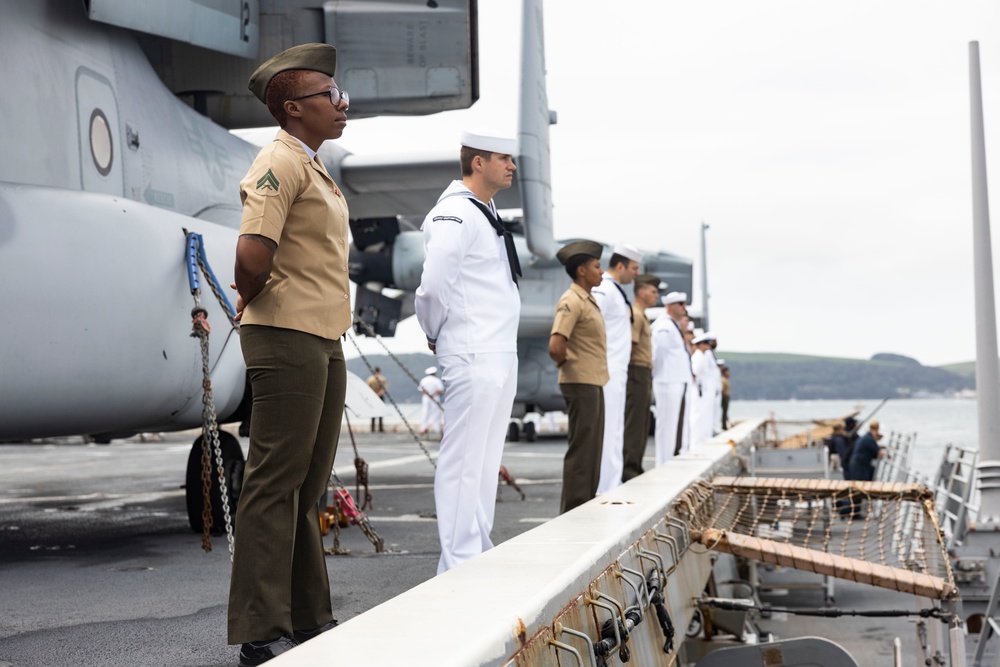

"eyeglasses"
[289, 87, 349, 109]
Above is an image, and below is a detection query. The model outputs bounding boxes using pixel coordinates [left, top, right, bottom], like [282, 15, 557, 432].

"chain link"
[192, 313, 236, 559]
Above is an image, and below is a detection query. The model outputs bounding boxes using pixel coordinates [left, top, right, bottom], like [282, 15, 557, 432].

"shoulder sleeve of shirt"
[239, 145, 304, 243]
[551, 292, 582, 338]
[414, 201, 473, 342]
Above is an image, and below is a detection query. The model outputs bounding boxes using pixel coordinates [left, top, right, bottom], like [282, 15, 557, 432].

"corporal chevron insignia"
[256, 169, 280, 192]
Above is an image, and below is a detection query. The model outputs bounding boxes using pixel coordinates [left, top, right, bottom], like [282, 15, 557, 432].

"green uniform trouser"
[559, 383, 605, 514]
[228, 325, 346, 644]
[622, 365, 652, 482]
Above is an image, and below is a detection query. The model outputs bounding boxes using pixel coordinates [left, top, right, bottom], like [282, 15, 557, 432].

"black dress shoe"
[293, 619, 339, 644]
[238, 635, 298, 666]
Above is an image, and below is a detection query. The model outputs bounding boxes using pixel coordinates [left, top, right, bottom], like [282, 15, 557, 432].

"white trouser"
[596, 370, 627, 494]
[421, 395, 442, 433]
[689, 383, 715, 447]
[435, 351, 518, 574]
[653, 382, 687, 465]
[711, 385, 723, 434]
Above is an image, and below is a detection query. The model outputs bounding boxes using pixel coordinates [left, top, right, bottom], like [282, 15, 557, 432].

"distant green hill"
[347, 351, 976, 402]
[720, 352, 975, 400]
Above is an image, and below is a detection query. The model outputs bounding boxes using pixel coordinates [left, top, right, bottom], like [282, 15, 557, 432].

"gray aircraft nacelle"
[352, 228, 694, 416]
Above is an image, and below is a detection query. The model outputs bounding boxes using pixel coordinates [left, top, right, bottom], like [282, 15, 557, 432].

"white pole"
[968, 41, 1000, 521]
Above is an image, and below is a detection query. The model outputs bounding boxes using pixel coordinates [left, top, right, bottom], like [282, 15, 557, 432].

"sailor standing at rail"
[689, 332, 718, 446]
[418, 366, 444, 437]
[651, 292, 693, 463]
[707, 334, 724, 434]
[593, 244, 642, 493]
[414, 130, 521, 574]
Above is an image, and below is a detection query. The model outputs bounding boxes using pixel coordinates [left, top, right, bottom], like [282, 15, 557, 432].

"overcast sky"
[336, 0, 1000, 367]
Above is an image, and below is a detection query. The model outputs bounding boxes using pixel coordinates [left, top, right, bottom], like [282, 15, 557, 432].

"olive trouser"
[622, 365, 652, 482]
[228, 325, 346, 644]
[559, 383, 605, 514]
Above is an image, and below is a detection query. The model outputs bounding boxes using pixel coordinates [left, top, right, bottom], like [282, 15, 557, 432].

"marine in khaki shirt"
[549, 240, 607, 514]
[238, 127, 351, 341]
[551, 282, 609, 386]
[622, 274, 659, 482]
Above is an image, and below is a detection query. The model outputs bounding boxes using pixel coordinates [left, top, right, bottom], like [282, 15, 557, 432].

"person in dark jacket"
[846, 421, 884, 518]
[847, 421, 884, 482]
[828, 421, 853, 516]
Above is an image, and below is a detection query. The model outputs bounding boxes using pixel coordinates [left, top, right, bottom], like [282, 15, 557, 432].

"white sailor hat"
[716, 358, 726, 365]
[425, 366, 438, 375]
[612, 243, 643, 263]
[702, 331, 717, 341]
[692, 333, 711, 345]
[662, 291, 687, 305]
[460, 129, 517, 155]
[686, 321, 695, 331]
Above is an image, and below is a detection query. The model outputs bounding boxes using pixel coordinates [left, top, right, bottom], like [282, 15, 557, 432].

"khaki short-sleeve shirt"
[551, 282, 609, 386]
[238, 129, 351, 340]
[630, 303, 652, 369]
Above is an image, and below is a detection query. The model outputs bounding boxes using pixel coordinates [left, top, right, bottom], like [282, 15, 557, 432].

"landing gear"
[523, 420, 537, 442]
[185, 431, 245, 534]
[507, 421, 520, 442]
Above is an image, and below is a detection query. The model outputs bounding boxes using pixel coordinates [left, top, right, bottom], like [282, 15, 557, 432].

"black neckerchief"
[467, 198, 521, 286]
[611, 280, 634, 323]
[670, 317, 694, 375]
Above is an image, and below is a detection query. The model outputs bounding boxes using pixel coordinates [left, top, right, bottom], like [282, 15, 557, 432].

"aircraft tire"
[507, 421, 520, 442]
[185, 431, 245, 535]
[523, 421, 537, 442]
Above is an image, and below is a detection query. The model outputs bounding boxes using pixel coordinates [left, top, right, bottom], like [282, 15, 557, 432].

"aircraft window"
[89, 109, 113, 176]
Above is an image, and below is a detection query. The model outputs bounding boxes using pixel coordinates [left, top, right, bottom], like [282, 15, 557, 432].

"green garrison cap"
[556, 240, 603, 265]
[634, 273, 660, 289]
[248, 43, 338, 104]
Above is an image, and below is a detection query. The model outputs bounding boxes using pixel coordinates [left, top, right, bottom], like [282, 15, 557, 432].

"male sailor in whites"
[593, 244, 642, 493]
[690, 332, 720, 446]
[651, 292, 693, 464]
[415, 130, 521, 574]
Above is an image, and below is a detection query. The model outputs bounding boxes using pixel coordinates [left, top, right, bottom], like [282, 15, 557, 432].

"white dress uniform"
[414, 179, 520, 575]
[690, 347, 717, 446]
[592, 272, 633, 494]
[651, 314, 693, 464]
[418, 370, 444, 434]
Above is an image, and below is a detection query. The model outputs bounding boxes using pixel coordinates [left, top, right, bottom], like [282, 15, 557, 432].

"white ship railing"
[271, 421, 764, 667]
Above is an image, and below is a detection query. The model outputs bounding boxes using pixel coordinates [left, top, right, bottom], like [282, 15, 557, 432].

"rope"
[345, 328, 437, 469]
[184, 230, 237, 558]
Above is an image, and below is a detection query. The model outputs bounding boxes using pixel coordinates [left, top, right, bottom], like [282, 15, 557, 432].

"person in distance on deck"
[549, 240, 608, 513]
[414, 129, 521, 574]
[417, 366, 444, 437]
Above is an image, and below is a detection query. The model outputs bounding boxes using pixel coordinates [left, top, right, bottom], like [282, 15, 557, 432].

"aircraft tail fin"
[518, 0, 556, 260]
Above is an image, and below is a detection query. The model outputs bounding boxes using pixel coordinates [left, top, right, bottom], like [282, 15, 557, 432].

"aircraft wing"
[334, 151, 521, 220]
[92, 0, 480, 128]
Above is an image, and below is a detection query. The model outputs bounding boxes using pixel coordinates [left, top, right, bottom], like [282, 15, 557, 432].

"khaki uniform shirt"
[366, 374, 387, 397]
[721, 376, 730, 397]
[629, 303, 652, 369]
[551, 282, 609, 386]
[238, 129, 351, 341]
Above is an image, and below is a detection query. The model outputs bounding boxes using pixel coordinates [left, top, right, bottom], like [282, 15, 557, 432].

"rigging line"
[699, 598, 953, 622]
[345, 330, 437, 469]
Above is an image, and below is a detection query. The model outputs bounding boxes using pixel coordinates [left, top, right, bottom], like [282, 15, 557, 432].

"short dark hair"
[374, 367, 381, 373]
[460, 146, 495, 176]
[565, 255, 594, 279]
[608, 253, 630, 270]
[265, 70, 310, 127]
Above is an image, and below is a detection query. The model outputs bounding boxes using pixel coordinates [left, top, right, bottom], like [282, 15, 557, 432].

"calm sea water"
[729, 397, 979, 482]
